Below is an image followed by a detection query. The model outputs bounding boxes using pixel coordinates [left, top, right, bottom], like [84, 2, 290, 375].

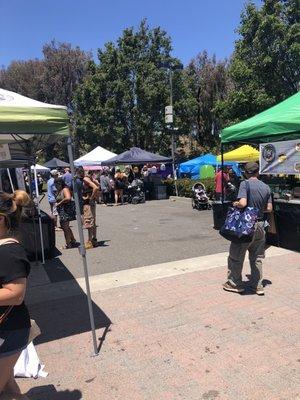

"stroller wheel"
[192, 199, 196, 209]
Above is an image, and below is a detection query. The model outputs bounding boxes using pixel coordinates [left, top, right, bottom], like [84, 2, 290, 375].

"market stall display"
[221, 92, 300, 252]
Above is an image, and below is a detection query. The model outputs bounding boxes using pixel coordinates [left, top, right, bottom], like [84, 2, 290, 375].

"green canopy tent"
[219, 92, 300, 195]
[221, 92, 300, 144]
[220, 92, 300, 251]
[0, 89, 98, 355]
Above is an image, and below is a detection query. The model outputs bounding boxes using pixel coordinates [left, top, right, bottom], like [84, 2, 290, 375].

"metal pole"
[6, 168, 15, 192]
[221, 143, 224, 204]
[28, 169, 39, 263]
[169, 69, 178, 197]
[33, 165, 45, 264]
[67, 136, 98, 356]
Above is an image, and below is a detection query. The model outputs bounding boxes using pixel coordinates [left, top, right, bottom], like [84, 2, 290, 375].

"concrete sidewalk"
[20, 248, 299, 400]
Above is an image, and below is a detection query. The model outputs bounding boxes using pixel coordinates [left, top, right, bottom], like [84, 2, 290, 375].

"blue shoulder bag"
[219, 181, 259, 243]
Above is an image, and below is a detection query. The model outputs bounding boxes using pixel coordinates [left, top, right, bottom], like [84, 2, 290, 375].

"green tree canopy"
[218, 0, 300, 127]
[184, 51, 231, 153]
[74, 20, 188, 155]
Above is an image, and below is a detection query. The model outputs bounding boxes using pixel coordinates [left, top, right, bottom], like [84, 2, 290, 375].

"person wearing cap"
[223, 162, 273, 296]
[47, 170, 60, 230]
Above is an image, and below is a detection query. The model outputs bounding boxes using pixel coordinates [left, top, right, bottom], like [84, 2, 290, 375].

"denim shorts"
[0, 328, 30, 358]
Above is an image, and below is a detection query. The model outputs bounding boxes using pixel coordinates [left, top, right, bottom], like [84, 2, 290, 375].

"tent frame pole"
[221, 143, 224, 204]
[33, 165, 45, 264]
[67, 136, 98, 357]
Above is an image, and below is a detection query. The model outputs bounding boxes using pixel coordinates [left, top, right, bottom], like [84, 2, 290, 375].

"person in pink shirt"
[215, 167, 229, 200]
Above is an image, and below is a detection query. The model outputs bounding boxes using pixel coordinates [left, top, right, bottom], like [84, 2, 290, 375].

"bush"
[163, 178, 215, 198]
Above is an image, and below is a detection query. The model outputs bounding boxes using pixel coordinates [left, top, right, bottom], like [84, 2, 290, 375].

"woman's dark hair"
[0, 190, 31, 232]
[55, 177, 66, 190]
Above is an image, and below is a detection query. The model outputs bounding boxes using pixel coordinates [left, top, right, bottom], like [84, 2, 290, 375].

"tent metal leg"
[33, 165, 45, 264]
[28, 170, 39, 264]
[7, 168, 15, 192]
[67, 137, 98, 357]
[221, 143, 224, 204]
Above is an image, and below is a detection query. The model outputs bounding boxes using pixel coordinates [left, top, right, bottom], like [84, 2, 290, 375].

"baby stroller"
[191, 182, 211, 210]
[127, 179, 146, 204]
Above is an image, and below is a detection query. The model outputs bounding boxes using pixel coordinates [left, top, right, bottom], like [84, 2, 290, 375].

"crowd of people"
[46, 164, 165, 250]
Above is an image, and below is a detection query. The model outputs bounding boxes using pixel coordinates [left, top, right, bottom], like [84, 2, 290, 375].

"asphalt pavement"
[42, 199, 229, 282]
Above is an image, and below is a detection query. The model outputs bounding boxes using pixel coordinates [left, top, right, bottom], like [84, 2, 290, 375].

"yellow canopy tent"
[216, 145, 259, 163]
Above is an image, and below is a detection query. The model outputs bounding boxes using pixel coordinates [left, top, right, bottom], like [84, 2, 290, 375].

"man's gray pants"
[227, 222, 266, 289]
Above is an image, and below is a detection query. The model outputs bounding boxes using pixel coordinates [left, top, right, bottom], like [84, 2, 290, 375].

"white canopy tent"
[0, 88, 98, 356]
[30, 164, 50, 173]
[74, 146, 117, 166]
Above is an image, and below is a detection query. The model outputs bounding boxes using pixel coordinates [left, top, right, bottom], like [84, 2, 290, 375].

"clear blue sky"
[1, 0, 262, 68]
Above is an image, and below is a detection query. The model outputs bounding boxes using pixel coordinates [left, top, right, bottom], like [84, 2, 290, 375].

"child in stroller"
[192, 182, 211, 210]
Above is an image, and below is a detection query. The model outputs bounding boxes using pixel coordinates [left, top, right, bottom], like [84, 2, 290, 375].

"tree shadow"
[26, 385, 82, 400]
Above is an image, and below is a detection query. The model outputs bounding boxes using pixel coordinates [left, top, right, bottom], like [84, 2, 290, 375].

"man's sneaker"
[85, 241, 94, 250]
[223, 281, 245, 293]
[250, 286, 265, 296]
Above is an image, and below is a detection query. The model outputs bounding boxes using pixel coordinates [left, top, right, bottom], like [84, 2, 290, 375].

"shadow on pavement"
[28, 257, 112, 351]
[27, 386, 82, 400]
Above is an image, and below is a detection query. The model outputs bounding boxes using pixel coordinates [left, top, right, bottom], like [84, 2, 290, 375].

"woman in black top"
[0, 190, 31, 398]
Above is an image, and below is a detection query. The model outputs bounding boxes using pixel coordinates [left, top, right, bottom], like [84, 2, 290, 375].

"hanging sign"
[259, 139, 300, 175]
[0, 144, 11, 161]
[165, 105, 173, 124]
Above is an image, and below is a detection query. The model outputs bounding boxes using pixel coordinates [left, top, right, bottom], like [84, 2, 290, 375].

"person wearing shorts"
[0, 190, 32, 399]
[76, 167, 99, 249]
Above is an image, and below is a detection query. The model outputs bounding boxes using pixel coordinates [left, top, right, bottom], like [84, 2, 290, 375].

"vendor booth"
[44, 157, 69, 169]
[179, 153, 240, 180]
[221, 91, 300, 252]
[74, 145, 117, 166]
[216, 145, 259, 163]
[105, 146, 172, 165]
[105, 147, 172, 200]
[0, 88, 99, 355]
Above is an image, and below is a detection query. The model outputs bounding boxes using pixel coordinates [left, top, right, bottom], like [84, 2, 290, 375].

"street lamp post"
[164, 65, 182, 197]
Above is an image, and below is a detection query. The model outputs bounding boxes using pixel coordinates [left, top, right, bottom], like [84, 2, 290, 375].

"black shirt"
[0, 243, 31, 331]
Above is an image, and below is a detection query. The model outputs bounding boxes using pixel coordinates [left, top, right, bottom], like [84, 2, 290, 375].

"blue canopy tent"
[179, 153, 240, 180]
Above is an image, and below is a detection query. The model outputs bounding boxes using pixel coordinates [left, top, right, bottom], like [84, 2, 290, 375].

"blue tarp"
[179, 153, 240, 180]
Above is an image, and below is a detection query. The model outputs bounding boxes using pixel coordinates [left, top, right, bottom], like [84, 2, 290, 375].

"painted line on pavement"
[26, 246, 292, 305]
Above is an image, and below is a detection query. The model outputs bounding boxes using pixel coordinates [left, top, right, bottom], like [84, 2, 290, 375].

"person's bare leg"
[115, 191, 118, 205]
[3, 372, 21, 394]
[0, 352, 22, 395]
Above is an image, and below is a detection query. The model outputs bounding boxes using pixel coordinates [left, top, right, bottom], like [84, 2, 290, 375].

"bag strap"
[0, 238, 19, 326]
[245, 180, 251, 206]
[0, 238, 19, 246]
[0, 305, 13, 325]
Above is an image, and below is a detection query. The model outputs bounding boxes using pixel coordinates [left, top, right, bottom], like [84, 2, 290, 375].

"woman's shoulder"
[0, 242, 28, 262]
